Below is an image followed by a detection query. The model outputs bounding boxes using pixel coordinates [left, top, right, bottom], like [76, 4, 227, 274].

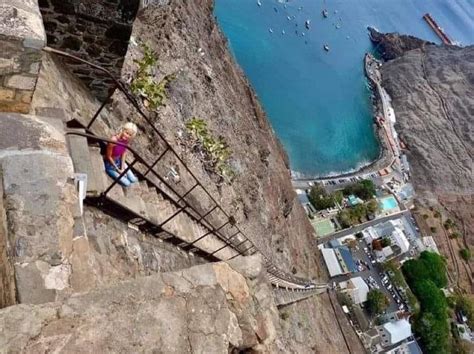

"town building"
[385, 340, 423, 354]
[378, 319, 412, 347]
[342, 276, 369, 304]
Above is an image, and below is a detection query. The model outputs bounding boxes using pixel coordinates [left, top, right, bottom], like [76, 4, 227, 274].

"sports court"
[311, 218, 335, 237]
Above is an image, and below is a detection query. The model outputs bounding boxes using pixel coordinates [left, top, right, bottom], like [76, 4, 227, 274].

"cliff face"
[111, 1, 360, 351]
[372, 30, 473, 289]
[0, 1, 363, 352]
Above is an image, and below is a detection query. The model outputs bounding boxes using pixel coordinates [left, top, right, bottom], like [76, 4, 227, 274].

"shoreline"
[292, 54, 392, 182]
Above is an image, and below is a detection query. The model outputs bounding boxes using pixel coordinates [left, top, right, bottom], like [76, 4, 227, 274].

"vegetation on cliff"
[131, 43, 174, 109]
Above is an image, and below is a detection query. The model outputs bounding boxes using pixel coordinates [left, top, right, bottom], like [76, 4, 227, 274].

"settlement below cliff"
[370, 28, 473, 289]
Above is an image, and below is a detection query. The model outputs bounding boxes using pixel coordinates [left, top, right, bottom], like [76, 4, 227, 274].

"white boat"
[305, 20, 310, 29]
[268, 28, 273, 33]
[257, 0, 261, 6]
[324, 44, 330, 51]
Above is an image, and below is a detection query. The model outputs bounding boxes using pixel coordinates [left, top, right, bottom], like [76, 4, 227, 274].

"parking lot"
[334, 239, 408, 314]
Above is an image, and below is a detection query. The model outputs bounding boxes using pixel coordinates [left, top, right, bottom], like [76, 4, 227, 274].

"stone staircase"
[273, 286, 328, 307]
[66, 131, 328, 306]
[67, 130, 239, 261]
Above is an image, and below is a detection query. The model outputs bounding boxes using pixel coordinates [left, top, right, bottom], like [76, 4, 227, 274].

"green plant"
[443, 218, 456, 230]
[131, 43, 174, 110]
[279, 311, 290, 321]
[430, 226, 437, 233]
[460, 248, 471, 262]
[434, 210, 441, 218]
[308, 184, 335, 211]
[422, 214, 429, 220]
[366, 289, 389, 316]
[450, 232, 460, 239]
[186, 117, 234, 180]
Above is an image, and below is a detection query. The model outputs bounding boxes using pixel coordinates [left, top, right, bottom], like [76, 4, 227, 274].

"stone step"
[67, 129, 98, 194]
[88, 146, 125, 199]
[139, 180, 149, 195]
[124, 182, 142, 198]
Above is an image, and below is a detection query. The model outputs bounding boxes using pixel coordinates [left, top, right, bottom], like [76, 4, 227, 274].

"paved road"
[316, 210, 411, 245]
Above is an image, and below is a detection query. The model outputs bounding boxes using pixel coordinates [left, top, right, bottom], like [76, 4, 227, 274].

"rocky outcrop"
[0, 256, 281, 353]
[369, 27, 433, 60]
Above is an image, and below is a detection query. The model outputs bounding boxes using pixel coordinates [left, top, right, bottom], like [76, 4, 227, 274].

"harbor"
[423, 13, 453, 45]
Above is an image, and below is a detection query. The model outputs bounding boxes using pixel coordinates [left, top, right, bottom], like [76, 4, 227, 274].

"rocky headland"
[370, 29, 473, 291]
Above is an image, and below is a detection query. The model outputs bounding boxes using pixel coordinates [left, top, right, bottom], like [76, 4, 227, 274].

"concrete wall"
[39, 0, 140, 100]
[0, 0, 46, 114]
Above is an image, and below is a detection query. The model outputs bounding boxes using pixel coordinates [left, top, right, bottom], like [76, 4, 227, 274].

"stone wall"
[0, 0, 46, 114]
[39, 0, 140, 100]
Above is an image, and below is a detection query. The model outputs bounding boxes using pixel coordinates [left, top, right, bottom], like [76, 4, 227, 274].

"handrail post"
[87, 87, 116, 129]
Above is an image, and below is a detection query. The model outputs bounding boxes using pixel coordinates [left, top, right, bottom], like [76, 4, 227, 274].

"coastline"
[292, 53, 393, 182]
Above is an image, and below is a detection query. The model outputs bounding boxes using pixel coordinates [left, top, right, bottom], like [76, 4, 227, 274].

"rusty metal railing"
[49, 46, 322, 289]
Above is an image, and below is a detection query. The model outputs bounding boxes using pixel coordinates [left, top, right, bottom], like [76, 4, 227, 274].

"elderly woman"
[104, 122, 138, 187]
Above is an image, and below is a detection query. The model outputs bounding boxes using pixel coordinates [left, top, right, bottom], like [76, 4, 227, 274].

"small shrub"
[450, 232, 460, 239]
[422, 214, 429, 220]
[131, 43, 175, 110]
[433, 211, 441, 218]
[430, 226, 437, 233]
[280, 311, 290, 321]
[460, 248, 471, 262]
[186, 117, 234, 180]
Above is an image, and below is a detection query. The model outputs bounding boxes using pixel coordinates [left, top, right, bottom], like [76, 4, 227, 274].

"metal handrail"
[66, 130, 247, 259]
[49, 47, 321, 289]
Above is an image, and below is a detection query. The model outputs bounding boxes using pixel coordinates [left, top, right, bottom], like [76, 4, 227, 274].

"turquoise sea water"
[214, 0, 474, 177]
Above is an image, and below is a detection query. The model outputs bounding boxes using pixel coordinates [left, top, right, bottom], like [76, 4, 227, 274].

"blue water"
[214, 0, 474, 177]
[379, 195, 398, 211]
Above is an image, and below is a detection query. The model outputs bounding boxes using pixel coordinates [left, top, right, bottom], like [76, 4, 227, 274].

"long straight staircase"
[51, 46, 327, 306]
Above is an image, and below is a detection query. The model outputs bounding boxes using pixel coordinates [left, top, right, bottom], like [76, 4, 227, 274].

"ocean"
[214, 0, 474, 177]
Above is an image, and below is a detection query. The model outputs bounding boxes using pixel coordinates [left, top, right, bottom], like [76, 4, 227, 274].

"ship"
[322, 9, 328, 18]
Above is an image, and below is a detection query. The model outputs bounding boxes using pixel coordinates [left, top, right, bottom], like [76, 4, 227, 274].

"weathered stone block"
[0, 88, 15, 101]
[0, 100, 30, 113]
[5, 74, 37, 90]
[0, 1, 47, 49]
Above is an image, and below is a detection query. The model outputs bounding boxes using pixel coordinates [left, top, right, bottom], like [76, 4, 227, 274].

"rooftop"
[321, 248, 343, 277]
[383, 319, 412, 345]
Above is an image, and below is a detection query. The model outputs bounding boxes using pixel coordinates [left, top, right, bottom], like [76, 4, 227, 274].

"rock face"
[373, 32, 473, 284]
[0, 256, 281, 353]
[369, 27, 432, 60]
[0, 1, 362, 352]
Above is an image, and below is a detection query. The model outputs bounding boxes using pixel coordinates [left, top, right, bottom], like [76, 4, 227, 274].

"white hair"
[119, 122, 138, 137]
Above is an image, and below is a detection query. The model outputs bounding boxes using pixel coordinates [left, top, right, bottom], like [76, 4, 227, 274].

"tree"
[308, 184, 335, 211]
[366, 289, 389, 316]
[415, 312, 449, 353]
[381, 238, 392, 247]
[338, 209, 353, 228]
[413, 280, 447, 318]
[343, 179, 376, 200]
[366, 199, 379, 214]
[333, 191, 344, 205]
[402, 251, 447, 289]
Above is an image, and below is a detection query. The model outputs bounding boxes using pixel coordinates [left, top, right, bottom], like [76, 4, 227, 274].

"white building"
[321, 248, 343, 277]
[345, 277, 369, 304]
[378, 319, 412, 347]
[390, 227, 410, 254]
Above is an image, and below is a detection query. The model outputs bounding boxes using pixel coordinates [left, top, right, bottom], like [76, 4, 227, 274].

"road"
[317, 210, 411, 245]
